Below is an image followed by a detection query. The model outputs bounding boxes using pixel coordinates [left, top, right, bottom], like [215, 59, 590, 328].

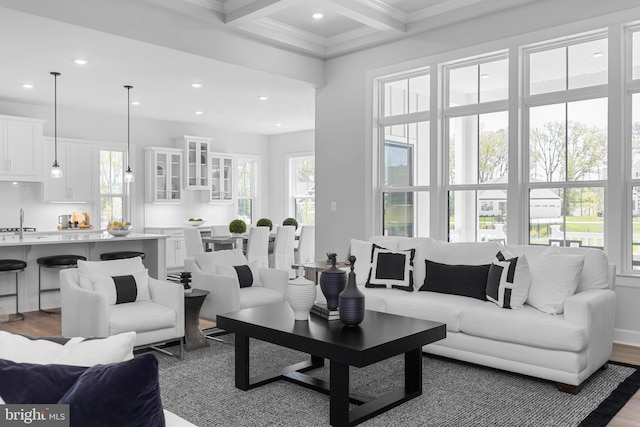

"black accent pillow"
[419, 259, 491, 300]
[234, 265, 254, 288]
[0, 359, 87, 403]
[365, 245, 415, 292]
[59, 354, 165, 427]
[112, 274, 138, 304]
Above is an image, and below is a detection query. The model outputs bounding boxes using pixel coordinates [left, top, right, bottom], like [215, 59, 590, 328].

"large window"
[379, 72, 430, 237]
[444, 55, 509, 242]
[629, 27, 640, 269]
[99, 150, 126, 228]
[525, 35, 608, 248]
[290, 156, 315, 225]
[237, 156, 258, 225]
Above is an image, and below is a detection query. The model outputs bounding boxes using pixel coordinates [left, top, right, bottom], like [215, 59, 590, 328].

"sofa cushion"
[419, 260, 490, 300]
[109, 301, 176, 335]
[91, 269, 151, 305]
[384, 291, 486, 332]
[78, 257, 146, 289]
[486, 251, 531, 309]
[428, 240, 503, 265]
[365, 245, 415, 292]
[459, 303, 588, 352]
[527, 246, 584, 314]
[358, 285, 410, 312]
[194, 249, 247, 274]
[239, 286, 285, 309]
[397, 238, 434, 292]
[217, 261, 262, 287]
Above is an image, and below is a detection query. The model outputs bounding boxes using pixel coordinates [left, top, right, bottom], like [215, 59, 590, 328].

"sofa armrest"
[148, 278, 185, 337]
[564, 288, 615, 371]
[60, 270, 109, 338]
[258, 267, 289, 296]
[184, 258, 241, 320]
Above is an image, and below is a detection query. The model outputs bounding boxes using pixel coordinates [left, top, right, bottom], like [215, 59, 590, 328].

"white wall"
[0, 99, 270, 231]
[268, 130, 315, 225]
[315, 0, 640, 345]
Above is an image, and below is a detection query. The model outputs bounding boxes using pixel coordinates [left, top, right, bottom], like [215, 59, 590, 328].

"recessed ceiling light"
[275, 123, 282, 127]
[191, 83, 202, 88]
[312, 13, 323, 19]
[593, 51, 604, 58]
[74, 59, 87, 65]
[131, 101, 140, 106]
[258, 96, 269, 101]
[22, 84, 34, 89]
[195, 111, 204, 115]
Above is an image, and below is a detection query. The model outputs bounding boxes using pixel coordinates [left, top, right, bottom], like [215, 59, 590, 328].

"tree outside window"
[291, 157, 315, 225]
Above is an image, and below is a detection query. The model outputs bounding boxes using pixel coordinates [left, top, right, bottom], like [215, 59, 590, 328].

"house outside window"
[290, 156, 315, 225]
[99, 149, 127, 228]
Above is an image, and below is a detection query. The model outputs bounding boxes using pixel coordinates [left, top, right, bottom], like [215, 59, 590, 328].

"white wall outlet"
[331, 202, 337, 211]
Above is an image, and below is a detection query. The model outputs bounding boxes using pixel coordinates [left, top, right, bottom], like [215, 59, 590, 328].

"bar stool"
[0, 259, 26, 323]
[37, 254, 86, 314]
[100, 251, 145, 261]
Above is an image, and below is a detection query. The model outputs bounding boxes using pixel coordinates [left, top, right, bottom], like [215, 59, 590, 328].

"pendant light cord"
[51, 72, 60, 165]
[125, 85, 132, 168]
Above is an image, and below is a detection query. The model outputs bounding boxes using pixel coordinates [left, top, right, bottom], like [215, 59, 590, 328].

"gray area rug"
[154, 337, 635, 427]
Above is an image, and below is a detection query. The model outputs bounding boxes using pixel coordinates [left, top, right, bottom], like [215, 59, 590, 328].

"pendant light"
[124, 85, 134, 183]
[50, 72, 63, 179]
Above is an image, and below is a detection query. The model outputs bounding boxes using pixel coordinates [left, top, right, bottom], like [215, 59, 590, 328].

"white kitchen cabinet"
[42, 138, 94, 202]
[145, 147, 183, 203]
[208, 153, 234, 203]
[145, 227, 187, 272]
[181, 136, 210, 190]
[0, 115, 45, 181]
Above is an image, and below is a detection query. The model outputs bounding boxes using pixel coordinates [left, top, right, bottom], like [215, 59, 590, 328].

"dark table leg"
[330, 360, 350, 427]
[235, 334, 250, 390]
[405, 347, 422, 395]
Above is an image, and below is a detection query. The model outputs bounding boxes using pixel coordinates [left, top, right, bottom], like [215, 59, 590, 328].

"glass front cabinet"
[209, 153, 234, 203]
[182, 135, 210, 190]
[144, 147, 183, 203]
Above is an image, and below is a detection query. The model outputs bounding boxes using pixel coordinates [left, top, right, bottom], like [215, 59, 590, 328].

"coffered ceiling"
[184, 0, 545, 58]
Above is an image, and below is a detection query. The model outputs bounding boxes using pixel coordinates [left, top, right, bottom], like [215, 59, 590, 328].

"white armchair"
[184, 249, 288, 320]
[60, 258, 184, 348]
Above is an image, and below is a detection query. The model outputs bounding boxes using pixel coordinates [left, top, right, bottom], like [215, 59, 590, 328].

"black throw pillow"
[419, 259, 491, 300]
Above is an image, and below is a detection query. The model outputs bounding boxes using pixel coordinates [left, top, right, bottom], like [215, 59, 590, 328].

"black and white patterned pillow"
[217, 261, 262, 288]
[92, 270, 150, 305]
[365, 245, 415, 292]
[486, 251, 531, 309]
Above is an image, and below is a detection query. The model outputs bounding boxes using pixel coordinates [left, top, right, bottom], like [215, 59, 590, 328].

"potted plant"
[282, 217, 298, 230]
[256, 218, 273, 230]
[228, 219, 247, 235]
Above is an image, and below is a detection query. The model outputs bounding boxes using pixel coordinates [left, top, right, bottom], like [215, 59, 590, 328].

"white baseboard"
[614, 328, 640, 347]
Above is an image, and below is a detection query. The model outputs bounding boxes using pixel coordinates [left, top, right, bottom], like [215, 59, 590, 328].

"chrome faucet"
[19, 208, 24, 240]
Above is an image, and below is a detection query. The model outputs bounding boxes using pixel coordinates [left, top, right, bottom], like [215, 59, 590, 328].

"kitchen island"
[0, 232, 167, 314]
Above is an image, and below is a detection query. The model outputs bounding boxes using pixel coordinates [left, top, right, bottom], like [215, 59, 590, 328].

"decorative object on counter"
[50, 71, 63, 179]
[123, 85, 134, 183]
[256, 218, 273, 231]
[228, 219, 247, 234]
[180, 272, 193, 294]
[339, 255, 365, 326]
[107, 221, 132, 237]
[286, 267, 316, 321]
[282, 217, 298, 230]
[319, 252, 347, 311]
[186, 218, 206, 226]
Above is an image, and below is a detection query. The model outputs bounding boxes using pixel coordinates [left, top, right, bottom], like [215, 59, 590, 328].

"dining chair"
[246, 226, 270, 268]
[269, 225, 296, 278]
[295, 225, 315, 266]
[183, 227, 205, 258]
[211, 225, 231, 237]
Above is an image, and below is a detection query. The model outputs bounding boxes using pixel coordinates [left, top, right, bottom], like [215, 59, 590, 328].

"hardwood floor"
[2, 312, 639, 425]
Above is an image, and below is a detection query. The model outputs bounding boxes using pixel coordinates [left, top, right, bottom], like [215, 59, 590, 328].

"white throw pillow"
[217, 261, 262, 287]
[486, 250, 531, 309]
[527, 246, 584, 314]
[195, 249, 247, 274]
[365, 245, 415, 291]
[397, 238, 434, 292]
[349, 239, 375, 285]
[91, 269, 151, 305]
[78, 258, 146, 289]
[0, 331, 135, 367]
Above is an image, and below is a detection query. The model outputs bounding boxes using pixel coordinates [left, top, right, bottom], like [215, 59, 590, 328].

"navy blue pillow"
[419, 259, 491, 300]
[59, 353, 165, 427]
[0, 359, 86, 403]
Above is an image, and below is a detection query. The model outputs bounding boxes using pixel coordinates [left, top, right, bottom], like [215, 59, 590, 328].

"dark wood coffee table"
[217, 302, 446, 427]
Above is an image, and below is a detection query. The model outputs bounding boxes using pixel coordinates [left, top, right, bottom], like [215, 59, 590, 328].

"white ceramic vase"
[286, 269, 316, 321]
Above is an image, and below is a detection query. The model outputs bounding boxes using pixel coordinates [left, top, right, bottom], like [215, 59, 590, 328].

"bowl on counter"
[185, 219, 206, 226]
[107, 223, 132, 237]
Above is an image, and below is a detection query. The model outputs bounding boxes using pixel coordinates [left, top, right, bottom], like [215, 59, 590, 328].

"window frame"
[288, 154, 315, 225]
[236, 154, 260, 225]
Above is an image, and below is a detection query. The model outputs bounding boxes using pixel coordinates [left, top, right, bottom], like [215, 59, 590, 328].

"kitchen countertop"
[0, 232, 167, 247]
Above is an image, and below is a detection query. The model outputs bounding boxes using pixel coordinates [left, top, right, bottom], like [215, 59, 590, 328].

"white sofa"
[323, 237, 616, 393]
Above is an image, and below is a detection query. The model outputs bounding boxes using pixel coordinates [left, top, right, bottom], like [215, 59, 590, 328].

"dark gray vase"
[320, 254, 346, 311]
[339, 255, 365, 326]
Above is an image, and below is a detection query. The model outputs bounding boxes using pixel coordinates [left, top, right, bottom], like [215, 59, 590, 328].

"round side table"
[184, 288, 210, 351]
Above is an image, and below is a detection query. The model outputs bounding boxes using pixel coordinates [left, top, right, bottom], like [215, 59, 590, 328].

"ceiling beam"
[224, 0, 301, 26]
[320, 0, 406, 33]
